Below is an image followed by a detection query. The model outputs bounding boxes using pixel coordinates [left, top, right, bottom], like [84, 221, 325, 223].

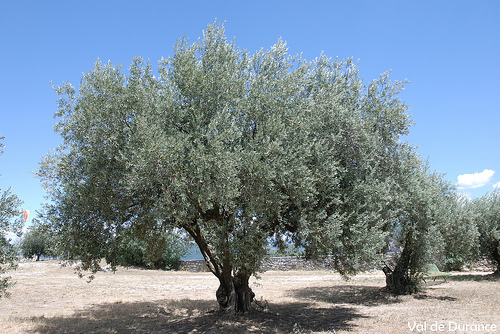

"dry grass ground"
[0, 260, 498, 333]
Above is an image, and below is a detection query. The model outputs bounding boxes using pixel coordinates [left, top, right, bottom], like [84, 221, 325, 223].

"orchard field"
[1, 260, 498, 333]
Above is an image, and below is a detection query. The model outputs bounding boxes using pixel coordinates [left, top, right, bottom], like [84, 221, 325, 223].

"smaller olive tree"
[472, 191, 500, 274]
[20, 222, 54, 261]
[382, 155, 457, 294]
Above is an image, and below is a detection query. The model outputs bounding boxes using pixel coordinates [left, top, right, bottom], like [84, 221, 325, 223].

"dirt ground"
[0, 260, 499, 333]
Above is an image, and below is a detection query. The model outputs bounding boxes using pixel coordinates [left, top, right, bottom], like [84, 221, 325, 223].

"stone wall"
[178, 257, 497, 273]
[178, 259, 209, 272]
[178, 256, 337, 272]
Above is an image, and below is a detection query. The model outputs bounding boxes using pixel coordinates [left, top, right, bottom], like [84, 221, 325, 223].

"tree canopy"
[38, 22, 449, 312]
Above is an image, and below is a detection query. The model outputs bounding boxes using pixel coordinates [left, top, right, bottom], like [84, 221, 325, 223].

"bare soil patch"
[1, 260, 498, 333]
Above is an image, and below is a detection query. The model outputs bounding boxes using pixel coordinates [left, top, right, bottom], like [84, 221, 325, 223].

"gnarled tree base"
[383, 264, 421, 295]
[216, 272, 255, 314]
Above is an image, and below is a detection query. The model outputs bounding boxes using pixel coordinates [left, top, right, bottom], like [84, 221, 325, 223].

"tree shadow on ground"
[421, 279, 450, 287]
[447, 272, 500, 282]
[288, 285, 401, 306]
[412, 294, 457, 301]
[29, 298, 366, 334]
[290, 284, 461, 308]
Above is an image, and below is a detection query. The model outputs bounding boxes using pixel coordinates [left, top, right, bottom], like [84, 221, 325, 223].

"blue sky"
[1, 0, 499, 227]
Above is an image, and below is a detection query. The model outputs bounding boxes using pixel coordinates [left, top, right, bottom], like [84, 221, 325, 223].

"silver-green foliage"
[472, 191, 500, 273]
[38, 22, 417, 302]
[434, 193, 478, 271]
[0, 136, 24, 298]
[114, 227, 189, 270]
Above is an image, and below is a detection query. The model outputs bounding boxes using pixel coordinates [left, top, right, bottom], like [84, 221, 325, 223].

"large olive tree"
[38, 22, 415, 312]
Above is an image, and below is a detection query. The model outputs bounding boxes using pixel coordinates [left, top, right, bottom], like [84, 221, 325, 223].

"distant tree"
[115, 227, 189, 270]
[38, 22, 422, 312]
[435, 194, 478, 271]
[0, 136, 24, 298]
[472, 191, 500, 274]
[20, 222, 54, 261]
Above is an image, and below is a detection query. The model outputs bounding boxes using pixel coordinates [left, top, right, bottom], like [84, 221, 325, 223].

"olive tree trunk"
[383, 231, 421, 294]
[183, 221, 255, 313]
[216, 269, 255, 313]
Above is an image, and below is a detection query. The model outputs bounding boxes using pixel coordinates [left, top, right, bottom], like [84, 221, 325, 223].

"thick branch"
[181, 220, 222, 278]
[194, 201, 222, 222]
[174, 123, 189, 134]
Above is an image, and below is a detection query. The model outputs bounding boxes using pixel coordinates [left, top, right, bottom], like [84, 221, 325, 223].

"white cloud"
[493, 182, 500, 189]
[457, 169, 495, 189]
